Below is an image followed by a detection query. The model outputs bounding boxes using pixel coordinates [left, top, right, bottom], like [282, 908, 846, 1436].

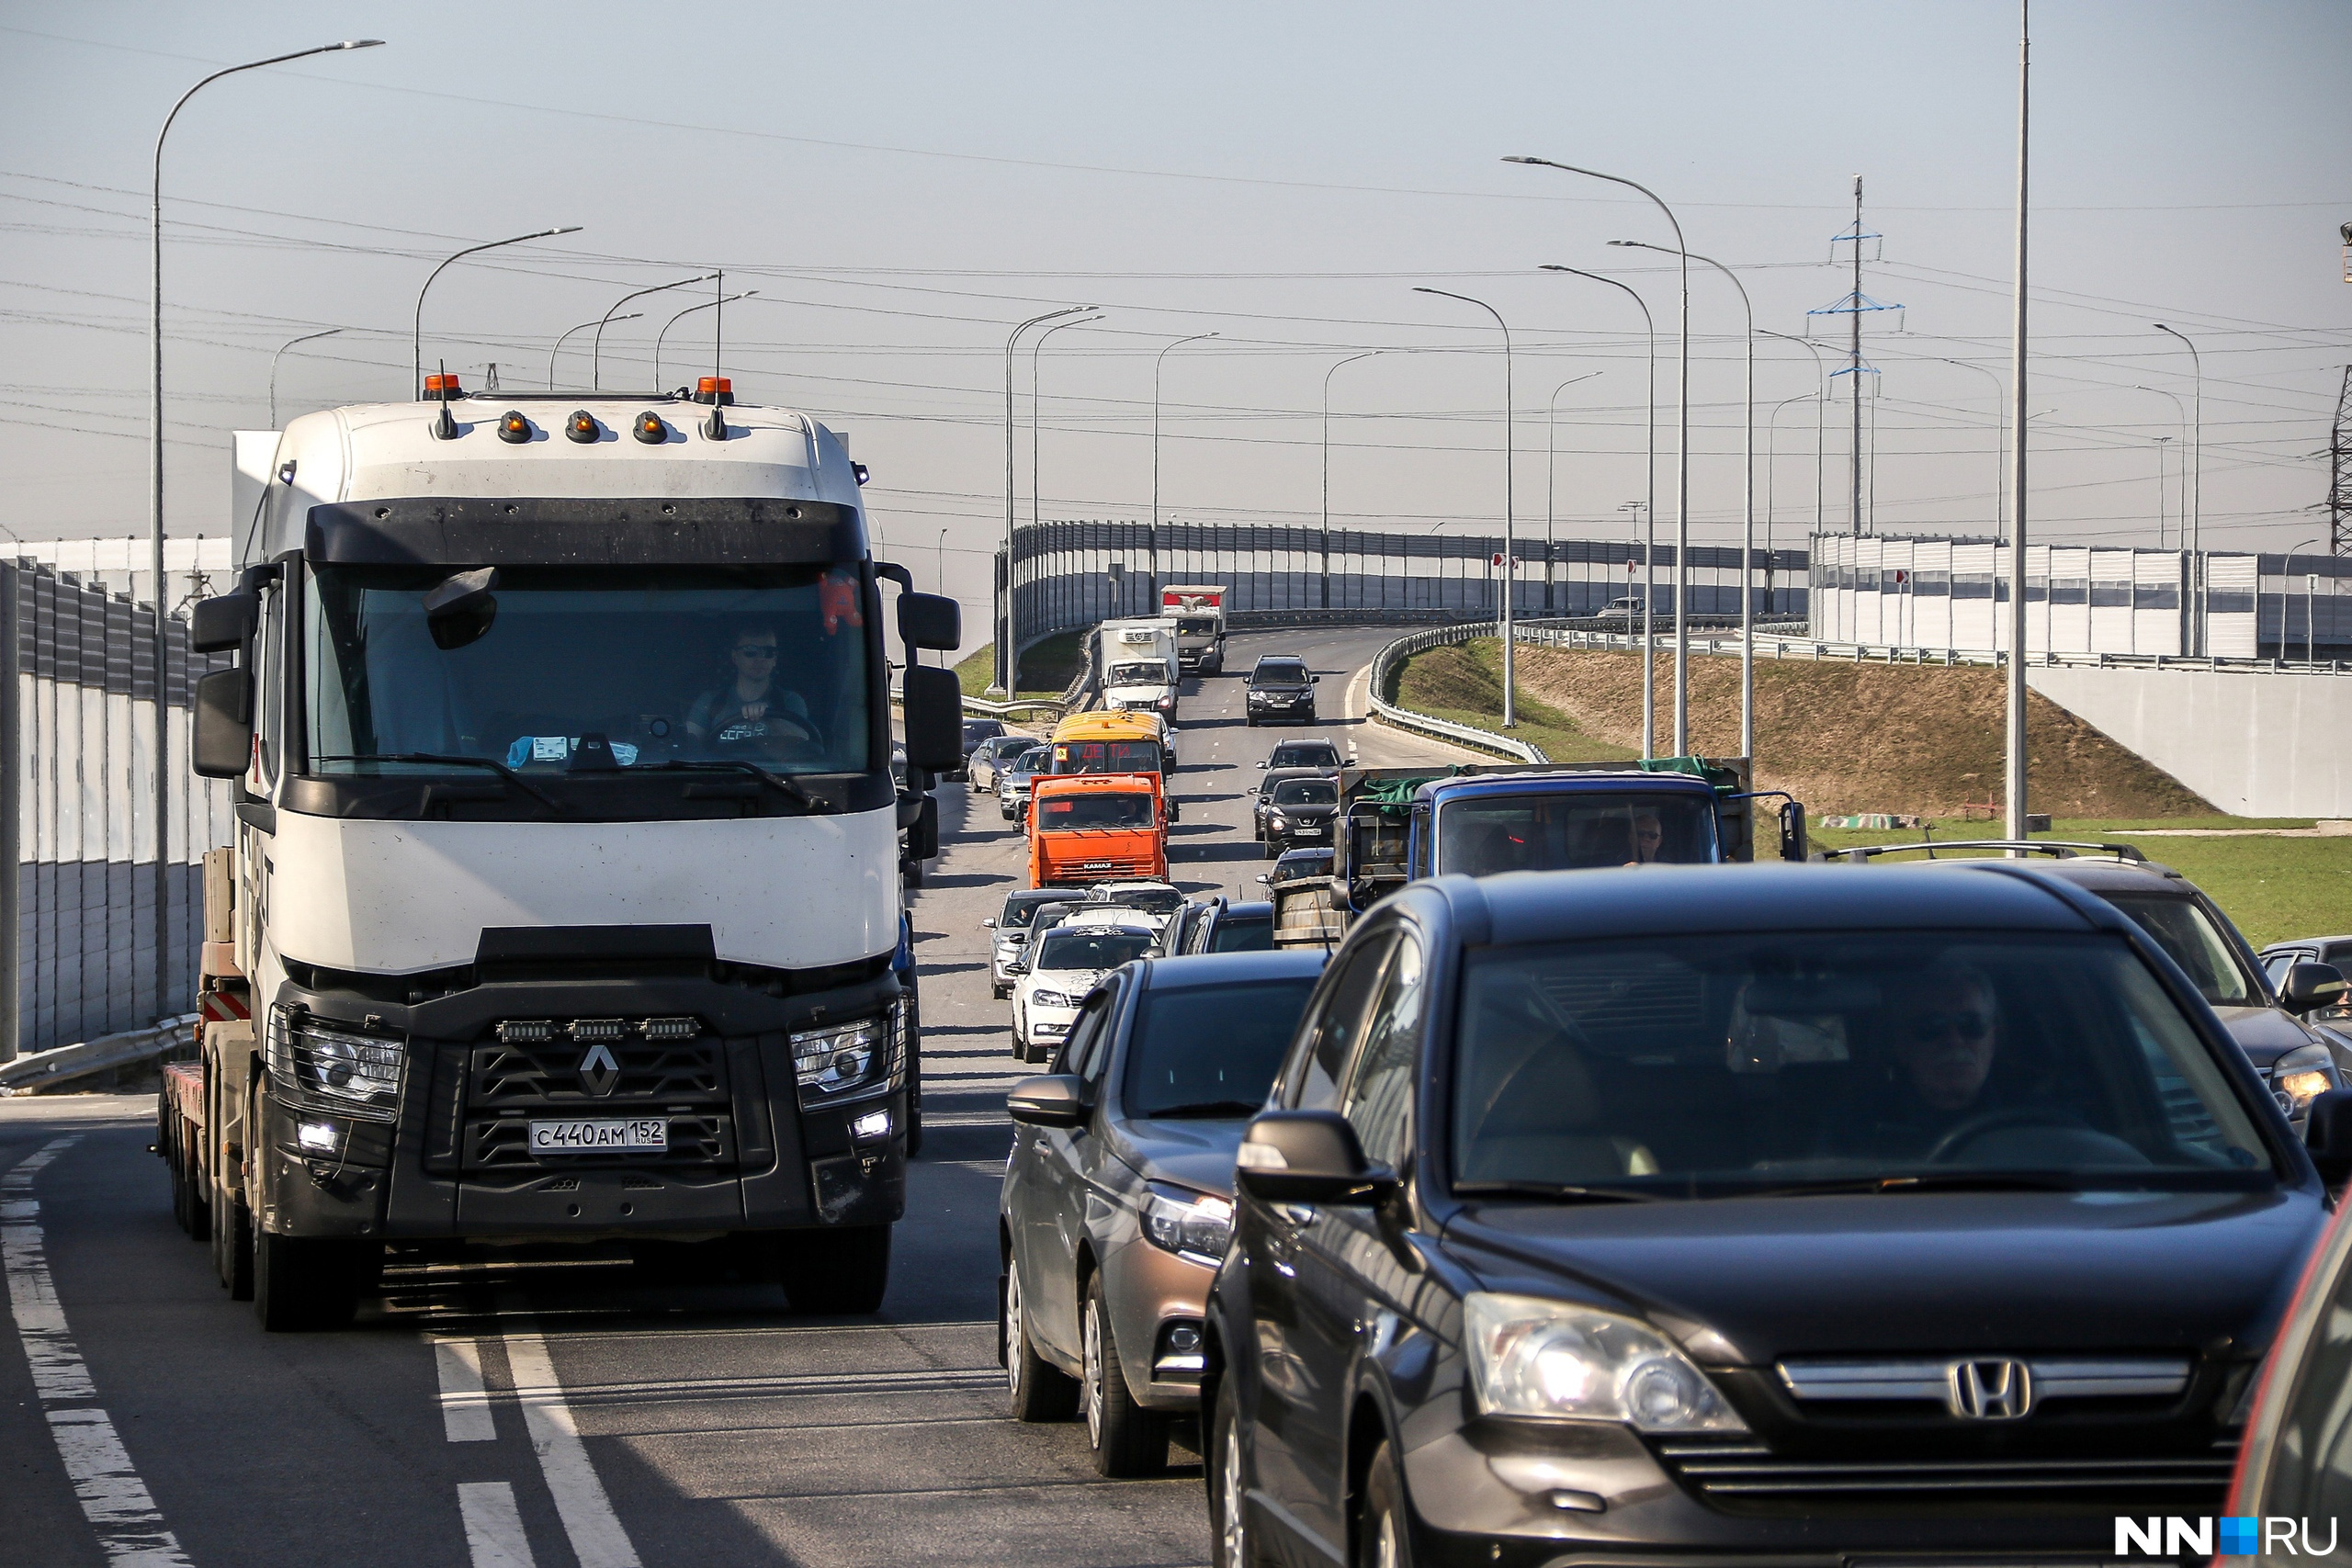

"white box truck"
[1160, 583, 1227, 674]
[1095, 618, 1180, 716]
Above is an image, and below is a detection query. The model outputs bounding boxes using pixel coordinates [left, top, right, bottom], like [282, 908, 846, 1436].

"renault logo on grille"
[578, 1043, 622, 1097]
[1948, 1359, 2031, 1420]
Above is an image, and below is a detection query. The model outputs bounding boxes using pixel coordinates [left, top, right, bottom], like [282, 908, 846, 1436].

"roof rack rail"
[1817, 838, 2146, 865]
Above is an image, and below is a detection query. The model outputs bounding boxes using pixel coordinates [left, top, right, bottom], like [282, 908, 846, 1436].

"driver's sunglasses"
[1905, 1010, 1992, 1043]
[734, 644, 778, 660]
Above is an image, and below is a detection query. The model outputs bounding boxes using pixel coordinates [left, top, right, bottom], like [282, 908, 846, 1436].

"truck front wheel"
[777, 1225, 891, 1314]
[253, 1230, 365, 1331]
[212, 1186, 253, 1300]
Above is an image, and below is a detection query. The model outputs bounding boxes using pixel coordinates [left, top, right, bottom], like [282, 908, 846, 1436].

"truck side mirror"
[192, 668, 254, 778]
[1236, 1111, 1397, 1205]
[898, 592, 960, 652]
[2305, 1089, 2352, 1184]
[423, 567, 499, 651]
[2281, 963, 2349, 1016]
[906, 794, 940, 861]
[189, 591, 258, 654]
[901, 666, 962, 772]
[1779, 800, 1809, 863]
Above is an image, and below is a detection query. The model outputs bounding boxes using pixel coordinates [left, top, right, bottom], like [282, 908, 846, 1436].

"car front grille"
[1653, 1437, 2236, 1514]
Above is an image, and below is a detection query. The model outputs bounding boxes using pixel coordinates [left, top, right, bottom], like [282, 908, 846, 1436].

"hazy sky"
[2, 0, 2346, 635]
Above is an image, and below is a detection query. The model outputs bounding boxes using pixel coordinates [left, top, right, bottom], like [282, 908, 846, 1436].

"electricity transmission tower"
[2331, 366, 2351, 558]
[1808, 176, 1904, 535]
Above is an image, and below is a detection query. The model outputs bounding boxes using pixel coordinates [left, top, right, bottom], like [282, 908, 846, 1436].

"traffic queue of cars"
[952, 697, 2352, 1562]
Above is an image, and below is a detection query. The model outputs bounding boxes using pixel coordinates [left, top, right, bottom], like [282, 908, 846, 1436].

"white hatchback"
[1007, 914, 1159, 1063]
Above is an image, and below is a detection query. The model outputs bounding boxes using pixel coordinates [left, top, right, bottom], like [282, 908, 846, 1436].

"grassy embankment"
[1389, 637, 2351, 947]
[954, 635, 1087, 703]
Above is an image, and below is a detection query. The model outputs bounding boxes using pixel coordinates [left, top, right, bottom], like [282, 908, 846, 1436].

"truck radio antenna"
[431, 359, 458, 440]
[706, 268, 728, 439]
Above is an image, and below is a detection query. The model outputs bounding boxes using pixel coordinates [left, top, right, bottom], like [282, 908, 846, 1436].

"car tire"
[1004, 1258, 1080, 1422]
[778, 1224, 892, 1314]
[253, 1229, 363, 1332]
[1357, 1438, 1419, 1568]
[993, 983, 1010, 1000]
[1208, 1370, 1260, 1568]
[1245, 716, 1257, 728]
[213, 1184, 254, 1300]
[1084, 1273, 1169, 1476]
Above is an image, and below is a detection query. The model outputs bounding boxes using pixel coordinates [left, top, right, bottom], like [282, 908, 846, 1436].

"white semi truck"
[158, 376, 962, 1329]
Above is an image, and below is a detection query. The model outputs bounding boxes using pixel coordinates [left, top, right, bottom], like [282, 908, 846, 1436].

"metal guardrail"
[0, 1013, 199, 1096]
[1509, 620, 2352, 677]
[1363, 621, 1549, 763]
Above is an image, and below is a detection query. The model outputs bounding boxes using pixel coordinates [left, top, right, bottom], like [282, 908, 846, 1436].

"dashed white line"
[458, 1481, 538, 1568]
[503, 1327, 644, 1568]
[435, 1336, 498, 1441]
[2, 1135, 193, 1567]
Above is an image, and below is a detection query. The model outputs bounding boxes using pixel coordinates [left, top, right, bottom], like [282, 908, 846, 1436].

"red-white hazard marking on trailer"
[3, 1135, 193, 1567]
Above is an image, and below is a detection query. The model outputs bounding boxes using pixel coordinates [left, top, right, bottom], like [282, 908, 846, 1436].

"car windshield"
[1035, 929, 1156, 972]
[2103, 892, 2260, 1008]
[1208, 912, 1273, 953]
[963, 721, 1003, 745]
[1053, 739, 1164, 775]
[1037, 792, 1155, 830]
[1273, 780, 1339, 807]
[1439, 791, 1717, 874]
[1451, 932, 2274, 1198]
[1094, 886, 1184, 915]
[1000, 892, 1062, 929]
[1124, 976, 1321, 1118]
[1108, 662, 1166, 685]
[1255, 664, 1309, 687]
[305, 564, 870, 778]
[1272, 746, 1337, 768]
[1007, 750, 1048, 776]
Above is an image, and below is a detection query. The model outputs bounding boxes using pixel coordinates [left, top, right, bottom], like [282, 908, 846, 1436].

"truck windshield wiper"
[641, 759, 831, 812]
[1140, 1100, 1264, 1120]
[1453, 1180, 1667, 1204]
[314, 753, 562, 814]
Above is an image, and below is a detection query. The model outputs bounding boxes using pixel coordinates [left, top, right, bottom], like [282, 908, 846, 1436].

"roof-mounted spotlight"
[566, 410, 599, 444]
[634, 412, 669, 445]
[853, 462, 871, 486]
[496, 410, 532, 444]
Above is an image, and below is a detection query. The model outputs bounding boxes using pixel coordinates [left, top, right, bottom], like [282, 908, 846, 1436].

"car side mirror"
[1008, 1074, 1088, 1128]
[898, 591, 960, 652]
[1254, 874, 1270, 885]
[1256, 761, 1268, 769]
[423, 567, 500, 651]
[982, 918, 997, 930]
[1004, 961, 1029, 976]
[2281, 963, 2348, 1016]
[1236, 1111, 1397, 1205]
[191, 668, 254, 779]
[2305, 1089, 2352, 1184]
[902, 665, 962, 772]
[1311, 675, 1320, 683]
[189, 590, 258, 654]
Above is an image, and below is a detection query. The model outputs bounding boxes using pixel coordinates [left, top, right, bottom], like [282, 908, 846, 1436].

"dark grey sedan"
[999, 949, 1328, 1478]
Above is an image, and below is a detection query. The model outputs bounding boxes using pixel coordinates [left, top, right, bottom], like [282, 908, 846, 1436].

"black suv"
[1244, 657, 1317, 727]
[1204, 863, 2325, 1568]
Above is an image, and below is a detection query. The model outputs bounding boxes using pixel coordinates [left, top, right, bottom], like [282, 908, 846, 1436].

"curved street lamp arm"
[414, 224, 582, 396]
[591, 273, 719, 390]
[655, 292, 757, 390]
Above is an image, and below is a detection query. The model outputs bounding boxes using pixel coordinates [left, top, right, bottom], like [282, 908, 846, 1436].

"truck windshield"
[1037, 793, 1155, 830]
[1108, 662, 1166, 686]
[305, 564, 870, 777]
[1439, 791, 1716, 874]
[1053, 739, 1163, 775]
[1174, 616, 1217, 637]
[1452, 932, 2274, 1196]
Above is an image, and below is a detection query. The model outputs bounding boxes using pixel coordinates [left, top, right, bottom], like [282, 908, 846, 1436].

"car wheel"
[1004, 1258, 1080, 1422]
[1357, 1438, 1418, 1568]
[212, 1183, 253, 1300]
[777, 1224, 891, 1314]
[993, 983, 1010, 1000]
[1245, 716, 1257, 728]
[1084, 1273, 1169, 1476]
[1208, 1371, 1258, 1568]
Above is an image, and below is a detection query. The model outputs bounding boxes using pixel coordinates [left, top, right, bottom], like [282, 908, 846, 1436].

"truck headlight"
[1142, 1185, 1233, 1263]
[1463, 1294, 1748, 1434]
[790, 1017, 885, 1100]
[266, 1005, 405, 1122]
[2271, 1043, 2336, 1116]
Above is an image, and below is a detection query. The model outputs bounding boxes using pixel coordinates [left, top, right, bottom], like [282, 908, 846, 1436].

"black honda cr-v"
[1204, 863, 2330, 1568]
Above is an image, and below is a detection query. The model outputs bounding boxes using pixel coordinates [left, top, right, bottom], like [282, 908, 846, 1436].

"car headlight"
[1142, 1184, 1234, 1263]
[2271, 1043, 2336, 1116]
[1030, 988, 1074, 1009]
[266, 1005, 405, 1122]
[1269, 815, 1288, 830]
[1462, 1294, 1748, 1434]
[790, 1016, 887, 1101]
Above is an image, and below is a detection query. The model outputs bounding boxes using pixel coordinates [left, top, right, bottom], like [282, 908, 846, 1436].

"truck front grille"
[467, 1112, 730, 1170]
[469, 1037, 724, 1107]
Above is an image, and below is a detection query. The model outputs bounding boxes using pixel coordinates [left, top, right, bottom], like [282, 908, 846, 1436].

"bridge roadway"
[0, 626, 1464, 1568]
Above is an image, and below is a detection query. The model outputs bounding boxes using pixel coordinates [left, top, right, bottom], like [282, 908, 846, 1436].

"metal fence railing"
[1363, 622, 1548, 763]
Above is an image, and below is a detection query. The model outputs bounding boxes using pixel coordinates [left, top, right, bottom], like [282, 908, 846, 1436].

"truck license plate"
[528, 1118, 668, 1154]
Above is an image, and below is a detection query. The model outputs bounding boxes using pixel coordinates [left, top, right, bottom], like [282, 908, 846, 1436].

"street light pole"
[550, 314, 639, 388]
[1544, 265, 1658, 753]
[2147, 330, 2203, 652]
[1415, 287, 1517, 728]
[1934, 357, 2008, 541]
[1322, 351, 1378, 613]
[1767, 392, 1819, 615]
[1544, 372, 1604, 615]
[1156, 331, 1218, 610]
[2134, 385, 2189, 551]
[2281, 537, 2322, 661]
[1506, 155, 1692, 753]
[1030, 313, 1101, 671]
[1758, 330, 1828, 541]
[590, 274, 717, 389]
[654, 291, 755, 390]
[413, 225, 581, 397]
[995, 306, 1091, 698]
[267, 327, 342, 428]
[1614, 241, 1756, 760]
[2006, 0, 2032, 846]
[153, 37, 382, 1022]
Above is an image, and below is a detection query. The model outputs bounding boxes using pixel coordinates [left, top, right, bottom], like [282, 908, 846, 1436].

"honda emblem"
[1947, 1359, 2031, 1420]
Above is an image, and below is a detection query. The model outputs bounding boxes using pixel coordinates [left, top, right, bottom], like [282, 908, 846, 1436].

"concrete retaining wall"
[2026, 665, 2352, 817]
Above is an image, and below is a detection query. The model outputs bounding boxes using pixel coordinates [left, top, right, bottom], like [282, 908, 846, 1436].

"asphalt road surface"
[0, 626, 1460, 1568]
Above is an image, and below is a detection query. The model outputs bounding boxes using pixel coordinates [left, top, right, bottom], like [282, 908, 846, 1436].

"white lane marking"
[2, 1136, 194, 1567]
[458, 1482, 538, 1568]
[503, 1328, 643, 1568]
[434, 1337, 497, 1441]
